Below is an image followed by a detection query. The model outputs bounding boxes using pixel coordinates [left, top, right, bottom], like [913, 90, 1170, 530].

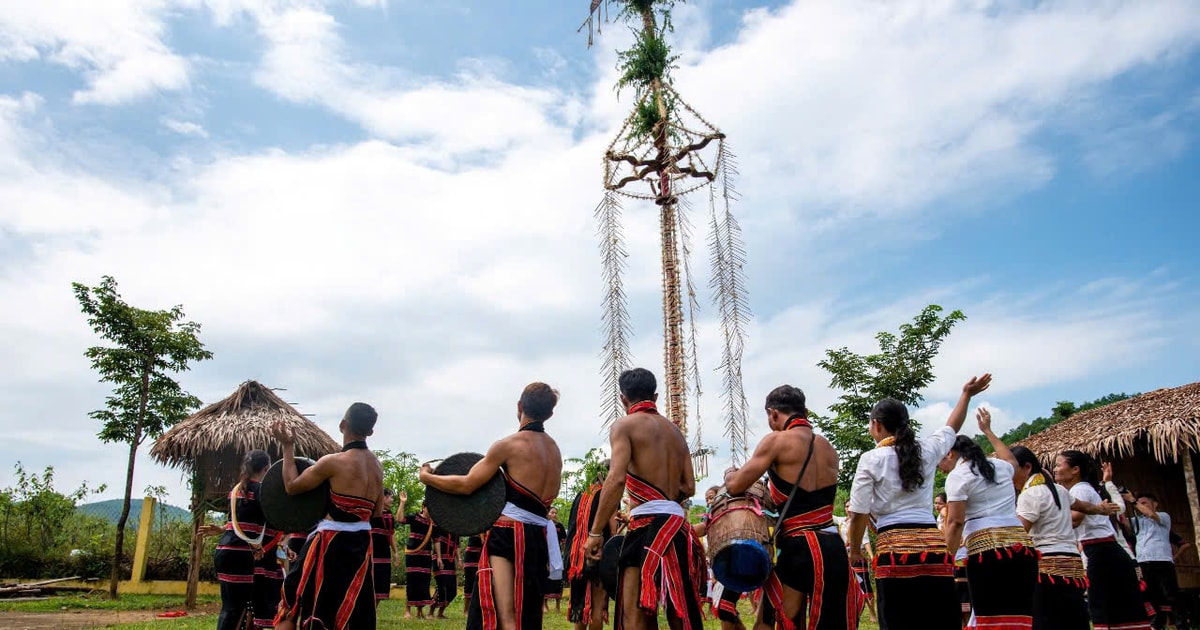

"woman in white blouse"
[1056, 450, 1151, 630]
[940, 409, 1037, 630]
[845, 373, 991, 630]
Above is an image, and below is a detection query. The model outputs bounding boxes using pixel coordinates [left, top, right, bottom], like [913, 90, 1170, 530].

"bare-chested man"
[585, 368, 702, 630]
[420, 382, 564, 630]
[272, 402, 385, 630]
[724, 385, 860, 630]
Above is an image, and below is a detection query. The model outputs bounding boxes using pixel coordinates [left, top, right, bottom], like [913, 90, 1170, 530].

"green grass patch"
[94, 594, 882, 629]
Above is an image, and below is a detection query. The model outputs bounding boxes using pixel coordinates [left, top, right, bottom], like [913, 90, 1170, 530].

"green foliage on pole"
[72, 276, 212, 598]
[813, 304, 966, 490]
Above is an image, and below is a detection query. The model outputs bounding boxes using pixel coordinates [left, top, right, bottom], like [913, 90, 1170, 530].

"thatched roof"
[151, 380, 340, 504]
[1018, 381, 1200, 465]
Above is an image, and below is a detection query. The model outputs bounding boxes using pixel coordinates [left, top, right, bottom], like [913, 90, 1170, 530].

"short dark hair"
[344, 402, 378, 436]
[765, 385, 806, 416]
[520, 382, 559, 422]
[383, 488, 394, 497]
[935, 492, 947, 502]
[619, 368, 657, 403]
[1136, 491, 1158, 503]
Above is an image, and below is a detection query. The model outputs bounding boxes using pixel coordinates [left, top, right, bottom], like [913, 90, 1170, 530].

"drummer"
[724, 385, 859, 630]
[694, 486, 745, 630]
[583, 367, 704, 630]
[272, 403, 385, 630]
[420, 382, 564, 630]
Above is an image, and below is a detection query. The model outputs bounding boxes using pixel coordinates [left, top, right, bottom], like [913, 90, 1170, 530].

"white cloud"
[0, 0, 1197, 510]
[0, 0, 189, 104]
[162, 118, 209, 138]
[667, 0, 1200, 224]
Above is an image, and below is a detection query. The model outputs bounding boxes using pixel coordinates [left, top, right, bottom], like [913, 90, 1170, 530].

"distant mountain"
[76, 499, 190, 528]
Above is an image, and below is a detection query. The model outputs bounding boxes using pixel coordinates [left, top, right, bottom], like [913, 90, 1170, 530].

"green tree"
[72, 276, 212, 598]
[376, 450, 424, 511]
[560, 447, 609, 501]
[814, 304, 966, 490]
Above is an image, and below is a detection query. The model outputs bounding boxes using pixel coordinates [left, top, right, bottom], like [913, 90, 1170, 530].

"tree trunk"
[185, 472, 204, 610]
[108, 438, 139, 598]
[108, 367, 150, 599]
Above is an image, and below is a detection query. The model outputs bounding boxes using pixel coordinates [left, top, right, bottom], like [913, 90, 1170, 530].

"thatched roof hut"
[1017, 381, 1200, 589]
[151, 380, 340, 503]
[150, 380, 340, 607]
[1018, 381, 1200, 466]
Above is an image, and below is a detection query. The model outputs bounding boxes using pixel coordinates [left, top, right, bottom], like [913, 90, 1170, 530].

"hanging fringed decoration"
[584, 0, 751, 466]
[577, 0, 610, 48]
[709, 141, 751, 466]
[677, 195, 713, 476]
[596, 189, 632, 428]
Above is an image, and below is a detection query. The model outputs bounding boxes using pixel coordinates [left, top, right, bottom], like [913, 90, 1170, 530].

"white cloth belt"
[630, 500, 686, 518]
[962, 514, 1023, 539]
[501, 502, 564, 580]
[315, 519, 371, 533]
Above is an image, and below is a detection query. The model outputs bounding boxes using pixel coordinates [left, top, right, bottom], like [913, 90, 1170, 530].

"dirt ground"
[0, 602, 219, 629]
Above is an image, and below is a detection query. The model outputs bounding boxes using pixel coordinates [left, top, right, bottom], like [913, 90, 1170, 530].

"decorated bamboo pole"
[638, 4, 688, 430]
[585, 0, 750, 468]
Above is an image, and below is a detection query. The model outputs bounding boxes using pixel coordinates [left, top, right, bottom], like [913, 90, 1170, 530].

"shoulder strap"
[771, 430, 816, 543]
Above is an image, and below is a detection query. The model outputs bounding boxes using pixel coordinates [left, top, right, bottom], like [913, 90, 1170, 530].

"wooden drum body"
[706, 481, 771, 592]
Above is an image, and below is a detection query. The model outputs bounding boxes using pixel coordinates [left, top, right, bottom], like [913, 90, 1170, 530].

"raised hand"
[398, 490, 408, 503]
[1101, 462, 1114, 484]
[976, 407, 993, 435]
[271, 420, 295, 446]
[963, 374, 993, 397]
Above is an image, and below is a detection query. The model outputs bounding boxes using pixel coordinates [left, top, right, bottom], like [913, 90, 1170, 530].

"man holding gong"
[420, 382, 565, 630]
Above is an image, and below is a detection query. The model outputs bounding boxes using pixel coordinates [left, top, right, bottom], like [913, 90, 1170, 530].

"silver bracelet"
[587, 532, 603, 538]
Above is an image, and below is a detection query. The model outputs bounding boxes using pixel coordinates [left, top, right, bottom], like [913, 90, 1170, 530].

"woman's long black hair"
[240, 449, 271, 486]
[1060, 449, 1111, 501]
[950, 435, 996, 484]
[871, 398, 924, 492]
[1011, 445, 1060, 509]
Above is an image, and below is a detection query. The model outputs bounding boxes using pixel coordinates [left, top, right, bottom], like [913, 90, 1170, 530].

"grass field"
[0, 592, 882, 629]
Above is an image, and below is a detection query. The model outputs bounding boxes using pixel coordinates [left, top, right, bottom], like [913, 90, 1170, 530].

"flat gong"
[424, 452, 505, 537]
[260, 457, 329, 533]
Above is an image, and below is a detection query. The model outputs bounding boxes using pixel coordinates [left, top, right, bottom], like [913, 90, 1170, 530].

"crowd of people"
[209, 369, 1195, 630]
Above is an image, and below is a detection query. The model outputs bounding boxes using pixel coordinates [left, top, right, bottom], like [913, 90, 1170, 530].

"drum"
[424, 452, 505, 536]
[598, 534, 624, 595]
[260, 458, 329, 533]
[706, 481, 771, 592]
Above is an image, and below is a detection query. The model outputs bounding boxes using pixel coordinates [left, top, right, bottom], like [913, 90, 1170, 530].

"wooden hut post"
[185, 472, 204, 610]
[1185, 452, 1200, 557]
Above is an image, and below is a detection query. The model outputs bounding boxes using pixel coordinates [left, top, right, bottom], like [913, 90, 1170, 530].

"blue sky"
[0, 0, 1197, 507]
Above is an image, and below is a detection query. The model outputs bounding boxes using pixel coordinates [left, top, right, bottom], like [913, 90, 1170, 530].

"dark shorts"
[466, 521, 549, 630]
[617, 514, 704, 627]
[765, 530, 858, 630]
[277, 528, 375, 629]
